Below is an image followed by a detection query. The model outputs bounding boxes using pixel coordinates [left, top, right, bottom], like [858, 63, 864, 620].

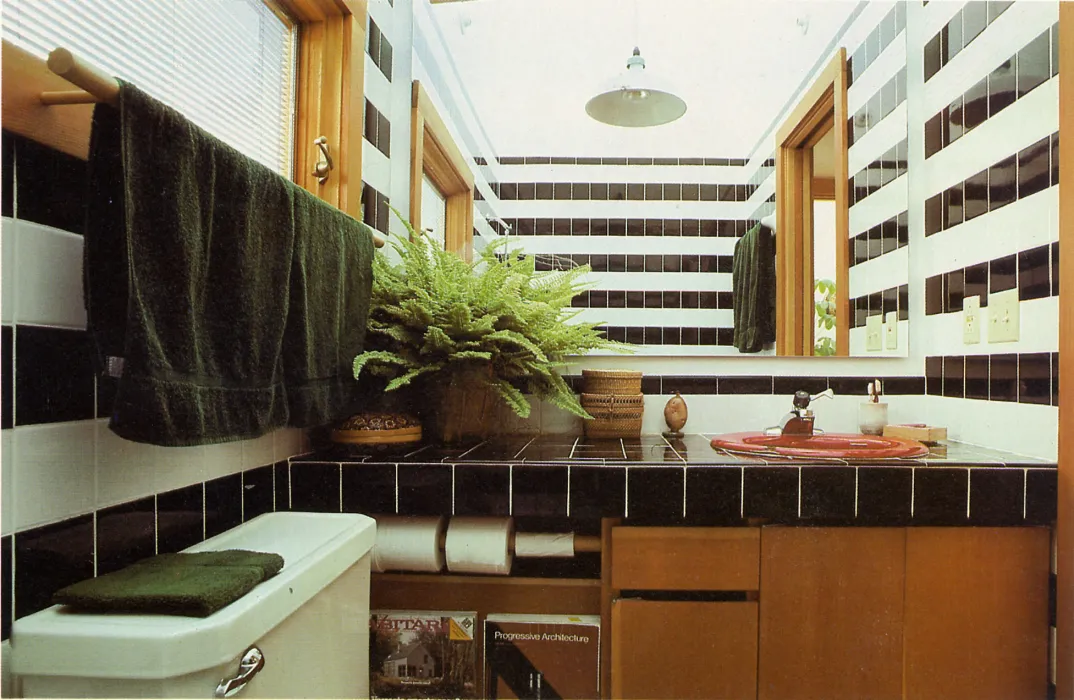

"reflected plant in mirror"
[814, 279, 837, 356]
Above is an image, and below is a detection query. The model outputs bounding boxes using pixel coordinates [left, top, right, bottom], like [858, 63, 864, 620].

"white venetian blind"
[2, 0, 297, 176]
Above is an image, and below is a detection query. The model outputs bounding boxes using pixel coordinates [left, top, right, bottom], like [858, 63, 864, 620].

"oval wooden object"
[663, 392, 688, 432]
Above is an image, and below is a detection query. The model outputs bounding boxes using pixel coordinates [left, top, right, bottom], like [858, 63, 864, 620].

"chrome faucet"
[765, 388, 835, 437]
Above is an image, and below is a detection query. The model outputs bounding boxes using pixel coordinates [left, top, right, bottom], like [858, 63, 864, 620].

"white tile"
[11, 421, 96, 529]
[848, 102, 908, 175]
[1, 429, 13, 536]
[586, 272, 728, 293]
[12, 221, 87, 329]
[928, 396, 1057, 461]
[150, 443, 207, 495]
[848, 33, 908, 114]
[273, 428, 304, 462]
[494, 164, 749, 185]
[95, 420, 159, 509]
[364, 52, 393, 116]
[539, 400, 582, 435]
[510, 235, 737, 257]
[202, 441, 244, 482]
[1, 640, 17, 699]
[1, 218, 16, 324]
[575, 308, 734, 328]
[919, 297, 1057, 357]
[848, 246, 909, 299]
[242, 432, 276, 470]
[497, 199, 749, 220]
[848, 175, 908, 235]
[362, 139, 392, 197]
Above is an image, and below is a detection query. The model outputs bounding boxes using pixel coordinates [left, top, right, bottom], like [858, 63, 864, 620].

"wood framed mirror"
[774, 49, 850, 356]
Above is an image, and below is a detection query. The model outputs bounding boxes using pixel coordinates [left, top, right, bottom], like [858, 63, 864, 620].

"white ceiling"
[430, 0, 859, 159]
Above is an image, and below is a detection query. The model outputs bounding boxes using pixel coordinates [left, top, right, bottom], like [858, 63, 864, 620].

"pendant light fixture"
[585, 46, 687, 127]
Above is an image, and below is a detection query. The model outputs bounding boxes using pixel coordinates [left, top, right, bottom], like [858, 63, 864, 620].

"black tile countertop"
[290, 435, 1057, 527]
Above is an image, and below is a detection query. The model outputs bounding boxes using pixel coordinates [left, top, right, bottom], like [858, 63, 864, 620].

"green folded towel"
[732, 223, 777, 353]
[84, 81, 375, 446]
[52, 550, 285, 618]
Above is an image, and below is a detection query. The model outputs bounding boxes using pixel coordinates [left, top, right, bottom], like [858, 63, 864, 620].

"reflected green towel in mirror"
[732, 223, 777, 353]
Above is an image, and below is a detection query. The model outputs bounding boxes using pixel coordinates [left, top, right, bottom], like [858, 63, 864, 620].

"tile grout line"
[394, 464, 399, 514]
[566, 465, 571, 518]
[965, 468, 971, 520]
[854, 467, 859, 519]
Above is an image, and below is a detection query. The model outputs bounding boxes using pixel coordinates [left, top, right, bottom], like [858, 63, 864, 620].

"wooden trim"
[410, 80, 475, 259]
[1058, 6, 1074, 699]
[611, 527, 760, 591]
[812, 177, 836, 200]
[774, 49, 849, 356]
[600, 518, 618, 699]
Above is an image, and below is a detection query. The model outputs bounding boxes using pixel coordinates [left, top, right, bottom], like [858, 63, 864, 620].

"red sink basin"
[709, 432, 929, 460]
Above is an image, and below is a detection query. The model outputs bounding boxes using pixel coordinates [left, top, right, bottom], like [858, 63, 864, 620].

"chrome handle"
[214, 647, 265, 698]
[312, 136, 333, 184]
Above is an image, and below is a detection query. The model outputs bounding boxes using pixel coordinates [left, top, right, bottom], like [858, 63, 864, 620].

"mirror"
[425, 1, 908, 358]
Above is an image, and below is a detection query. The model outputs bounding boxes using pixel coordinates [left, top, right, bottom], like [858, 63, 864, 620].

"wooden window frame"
[409, 80, 475, 260]
[774, 49, 850, 357]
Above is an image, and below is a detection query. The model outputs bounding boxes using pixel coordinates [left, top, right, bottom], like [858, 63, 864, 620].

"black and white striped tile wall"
[914, 0, 1059, 458]
[493, 158, 758, 354]
[0, 131, 304, 643]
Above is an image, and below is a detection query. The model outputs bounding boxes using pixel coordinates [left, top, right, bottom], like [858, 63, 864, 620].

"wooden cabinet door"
[611, 599, 758, 700]
[903, 527, 1050, 700]
[757, 527, 906, 700]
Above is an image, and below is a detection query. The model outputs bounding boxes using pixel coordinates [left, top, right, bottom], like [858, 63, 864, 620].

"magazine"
[370, 610, 478, 699]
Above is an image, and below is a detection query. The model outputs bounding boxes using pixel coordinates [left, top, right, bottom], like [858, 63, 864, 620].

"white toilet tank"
[10, 512, 376, 698]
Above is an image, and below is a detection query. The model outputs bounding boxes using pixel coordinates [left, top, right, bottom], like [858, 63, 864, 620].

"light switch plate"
[866, 314, 883, 351]
[963, 295, 981, 345]
[884, 311, 898, 349]
[987, 288, 1020, 343]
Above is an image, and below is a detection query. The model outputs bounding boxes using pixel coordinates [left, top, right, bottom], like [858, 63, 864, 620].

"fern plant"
[353, 212, 628, 421]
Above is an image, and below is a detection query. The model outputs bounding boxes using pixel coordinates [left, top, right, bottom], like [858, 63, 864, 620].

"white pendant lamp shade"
[585, 47, 687, 128]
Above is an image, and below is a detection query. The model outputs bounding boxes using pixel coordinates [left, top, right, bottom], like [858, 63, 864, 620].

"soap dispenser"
[858, 379, 888, 435]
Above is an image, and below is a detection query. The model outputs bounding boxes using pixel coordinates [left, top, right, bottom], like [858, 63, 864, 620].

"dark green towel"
[84, 81, 374, 446]
[52, 550, 284, 618]
[732, 223, 777, 353]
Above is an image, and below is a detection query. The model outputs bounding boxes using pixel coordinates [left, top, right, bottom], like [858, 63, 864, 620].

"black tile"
[625, 327, 644, 345]
[899, 285, 910, 321]
[1051, 133, 1059, 188]
[572, 183, 591, 201]
[990, 353, 1018, 402]
[773, 376, 827, 396]
[926, 356, 943, 396]
[988, 0, 1012, 23]
[205, 472, 243, 537]
[243, 464, 275, 521]
[571, 219, 589, 236]
[1, 325, 11, 429]
[453, 464, 509, 516]
[626, 183, 644, 201]
[964, 262, 988, 308]
[379, 36, 393, 82]
[943, 356, 965, 398]
[947, 94, 964, 144]
[969, 469, 1024, 525]
[924, 112, 944, 159]
[645, 255, 662, 273]
[1025, 469, 1058, 524]
[925, 274, 944, 316]
[827, 377, 876, 397]
[743, 467, 798, 521]
[662, 376, 717, 395]
[95, 497, 156, 576]
[646, 219, 663, 237]
[536, 183, 554, 200]
[15, 325, 96, 425]
[1018, 136, 1052, 200]
[800, 467, 856, 521]
[1053, 241, 1060, 299]
[157, 483, 204, 553]
[341, 462, 396, 514]
[717, 291, 733, 309]
[965, 355, 989, 400]
[989, 156, 1017, 211]
[661, 255, 680, 273]
[498, 183, 517, 201]
[376, 112, 391, 158]
[925, 33, 942, 81]
[1052, 351, 1060, 407]
[15, 514, 94, 619]
[914, 468, 969, 524]
[626, 467, 684, 522]
[398, 463, 452, 515]
[1020, 353, 1052, 405]
[990, 254, 1017, 294]
[944, 269, 964, 314]
[607, 183, 626, 201]
[856, 468, 912, 524]
[513, 465, 568, 517]
[518, 183, 536, 201]
[2, 131, 13, 217]
[681, 183, 700, 201]
[645, 183, 663, 201]
[660, 291, 679, 309]
[289, 462, 339, 513]
[964, 170, 988, 221]
[1019, 245, 1051, 301]
[963, 1, 987, 46]
[12, 135, 87, 234]
[883, 376, 925, 395]
[699, 291, 717, 308]
[1, 535, 10, 640]
[946, 10, 964, 63]
[591, 219, 609, 237]
[716, 328, 734, 347]
[1018, 30, 1050, 98]
[965, 78, 990, 133]
[699, 328, 718, 345]
[685, 467, 742, 525]
[272, 460, 290, 511]
[608, 290, 626, 308]
[925, 193, 944, 236]
[988, 59, 1017, 117]
[681, 219, 700, 237]
[681, 328, 699, 345]
[719, 376, 772, 395]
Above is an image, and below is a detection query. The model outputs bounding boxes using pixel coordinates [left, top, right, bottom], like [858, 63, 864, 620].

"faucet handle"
[810, 388, 835, 403]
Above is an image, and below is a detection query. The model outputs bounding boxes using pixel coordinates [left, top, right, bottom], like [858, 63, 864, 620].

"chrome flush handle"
[312, 136, 333, 184]
[214, 646, 265, 698]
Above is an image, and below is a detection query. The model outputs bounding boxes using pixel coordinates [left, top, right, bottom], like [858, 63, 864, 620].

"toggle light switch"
[963, 295, 981, 345]
[987, 289, 1020, 343]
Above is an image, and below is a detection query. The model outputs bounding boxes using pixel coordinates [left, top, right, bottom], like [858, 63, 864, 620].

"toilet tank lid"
[10, 512, 376, 680]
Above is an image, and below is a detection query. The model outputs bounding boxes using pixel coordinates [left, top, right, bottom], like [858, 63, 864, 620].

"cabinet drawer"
[612, 527, 760, 591]
[611, 599, 758, 700]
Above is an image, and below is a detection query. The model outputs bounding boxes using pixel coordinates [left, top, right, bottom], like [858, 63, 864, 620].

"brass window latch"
[312, 136, 333, 184]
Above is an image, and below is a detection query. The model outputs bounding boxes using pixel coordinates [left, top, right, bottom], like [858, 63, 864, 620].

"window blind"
[2, 0, 297, 176]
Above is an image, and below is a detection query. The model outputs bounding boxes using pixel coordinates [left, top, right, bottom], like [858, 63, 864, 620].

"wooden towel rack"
[38, 48, 386, 249]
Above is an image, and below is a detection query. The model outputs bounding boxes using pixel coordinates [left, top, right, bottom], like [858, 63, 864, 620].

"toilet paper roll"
[372, 516, 446, 573]
[514, 532, 575, 558]
[444, 517, 514, 575]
